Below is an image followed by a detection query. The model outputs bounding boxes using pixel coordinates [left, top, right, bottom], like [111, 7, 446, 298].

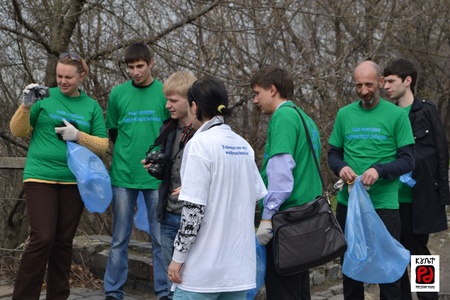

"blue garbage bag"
[246, 236, 266, 300]
[66, 141, 112, 213]
[400, 172, 416, 187]
[342, 176, 410, 284]
[134, 192, 150, 234]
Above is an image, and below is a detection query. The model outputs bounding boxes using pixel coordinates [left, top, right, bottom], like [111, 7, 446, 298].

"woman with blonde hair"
[10, 52, 108, 299]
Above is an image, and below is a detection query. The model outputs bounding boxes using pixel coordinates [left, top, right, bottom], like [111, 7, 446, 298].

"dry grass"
[0, 249, 103, 289]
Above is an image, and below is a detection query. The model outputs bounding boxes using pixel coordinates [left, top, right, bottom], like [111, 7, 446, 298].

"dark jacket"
[409, 97, 449, 234]
[155, 118, 195, 222]
[155, 118, 178, 222]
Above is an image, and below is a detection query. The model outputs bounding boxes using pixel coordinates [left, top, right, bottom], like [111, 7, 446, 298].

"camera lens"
[148, 164, 164, 180]
[34, 86, 50, 100]
[145, 150, 166, 179]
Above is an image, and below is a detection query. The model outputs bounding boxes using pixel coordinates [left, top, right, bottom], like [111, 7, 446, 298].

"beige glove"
[22, 83, 40, 107]
[55, 119, 79, 141]
[256, 220, 273, 246]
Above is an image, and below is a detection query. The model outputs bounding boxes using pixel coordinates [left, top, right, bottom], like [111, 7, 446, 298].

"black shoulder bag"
[271, 106, 347, 276]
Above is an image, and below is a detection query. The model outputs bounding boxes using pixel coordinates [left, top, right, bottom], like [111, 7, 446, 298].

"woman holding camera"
[167, 76, 267, 299]
[9, 52, 108, 299]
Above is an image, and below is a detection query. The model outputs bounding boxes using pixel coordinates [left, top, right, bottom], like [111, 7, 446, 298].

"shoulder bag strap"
[290, 106, 324, 188]
[146, 118, 178, 153]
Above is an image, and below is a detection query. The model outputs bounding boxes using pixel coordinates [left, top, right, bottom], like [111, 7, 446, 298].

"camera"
[32, 85, 50, 100]
[145, 150, 169, 180]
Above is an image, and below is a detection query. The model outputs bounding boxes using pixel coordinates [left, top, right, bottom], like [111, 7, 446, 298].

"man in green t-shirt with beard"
[328, 60, 415, 299]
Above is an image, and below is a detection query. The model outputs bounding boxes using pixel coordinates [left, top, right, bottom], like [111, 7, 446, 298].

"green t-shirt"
[24, 87, 107, 182]
[399, 105, 413, 204]
[106, 80, 170, 189]
[328, 98, 414, 209]
[260, 102, 322, 212]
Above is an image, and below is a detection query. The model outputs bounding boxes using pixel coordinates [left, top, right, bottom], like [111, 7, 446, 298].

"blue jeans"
[104, 187, 167, 299]
[160, 211, 182, 299]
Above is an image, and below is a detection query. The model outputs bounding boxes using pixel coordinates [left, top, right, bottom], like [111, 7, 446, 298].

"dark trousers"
[265, 240, 311, 300]
[399, 203, 438, 300]
[13, 182, 84, 300]
[336, 203, 402, 300]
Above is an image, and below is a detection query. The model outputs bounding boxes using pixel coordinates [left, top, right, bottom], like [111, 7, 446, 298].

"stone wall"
[72, 235, 343, 297]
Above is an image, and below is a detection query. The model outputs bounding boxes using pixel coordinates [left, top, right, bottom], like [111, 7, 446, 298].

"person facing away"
[167, 76, 268, 299]
[327, 60, 415, 299]
[10, 52, 108, 300]
[251, 66, 322, 300]
[383, 58, 449, 300]
[104, 42, 170, 300]
[141, 70, 197, 300]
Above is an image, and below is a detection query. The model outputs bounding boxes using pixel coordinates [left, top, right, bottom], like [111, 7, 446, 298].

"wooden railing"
[0, 157, 26, 169]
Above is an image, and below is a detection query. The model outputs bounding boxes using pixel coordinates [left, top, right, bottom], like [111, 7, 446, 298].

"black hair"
[187, 76, 232, 122]
[250, 65, 294, 99]
[124, 43, 152, 64]
[383, 58, 417, 94]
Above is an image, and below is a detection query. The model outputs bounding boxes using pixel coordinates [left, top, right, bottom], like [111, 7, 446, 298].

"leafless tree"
[0, 0, 448, 247]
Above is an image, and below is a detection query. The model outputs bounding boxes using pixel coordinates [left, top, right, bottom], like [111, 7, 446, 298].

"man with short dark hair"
[251, 66, 322, 300]
[384, 58, 449, 300]
[104, 42, 170, 300]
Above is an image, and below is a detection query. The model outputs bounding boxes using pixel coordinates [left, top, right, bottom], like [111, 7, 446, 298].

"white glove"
[22, 83, 40, 107]
[256, 220, 273, 246]
[55, 119, 79, 141]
